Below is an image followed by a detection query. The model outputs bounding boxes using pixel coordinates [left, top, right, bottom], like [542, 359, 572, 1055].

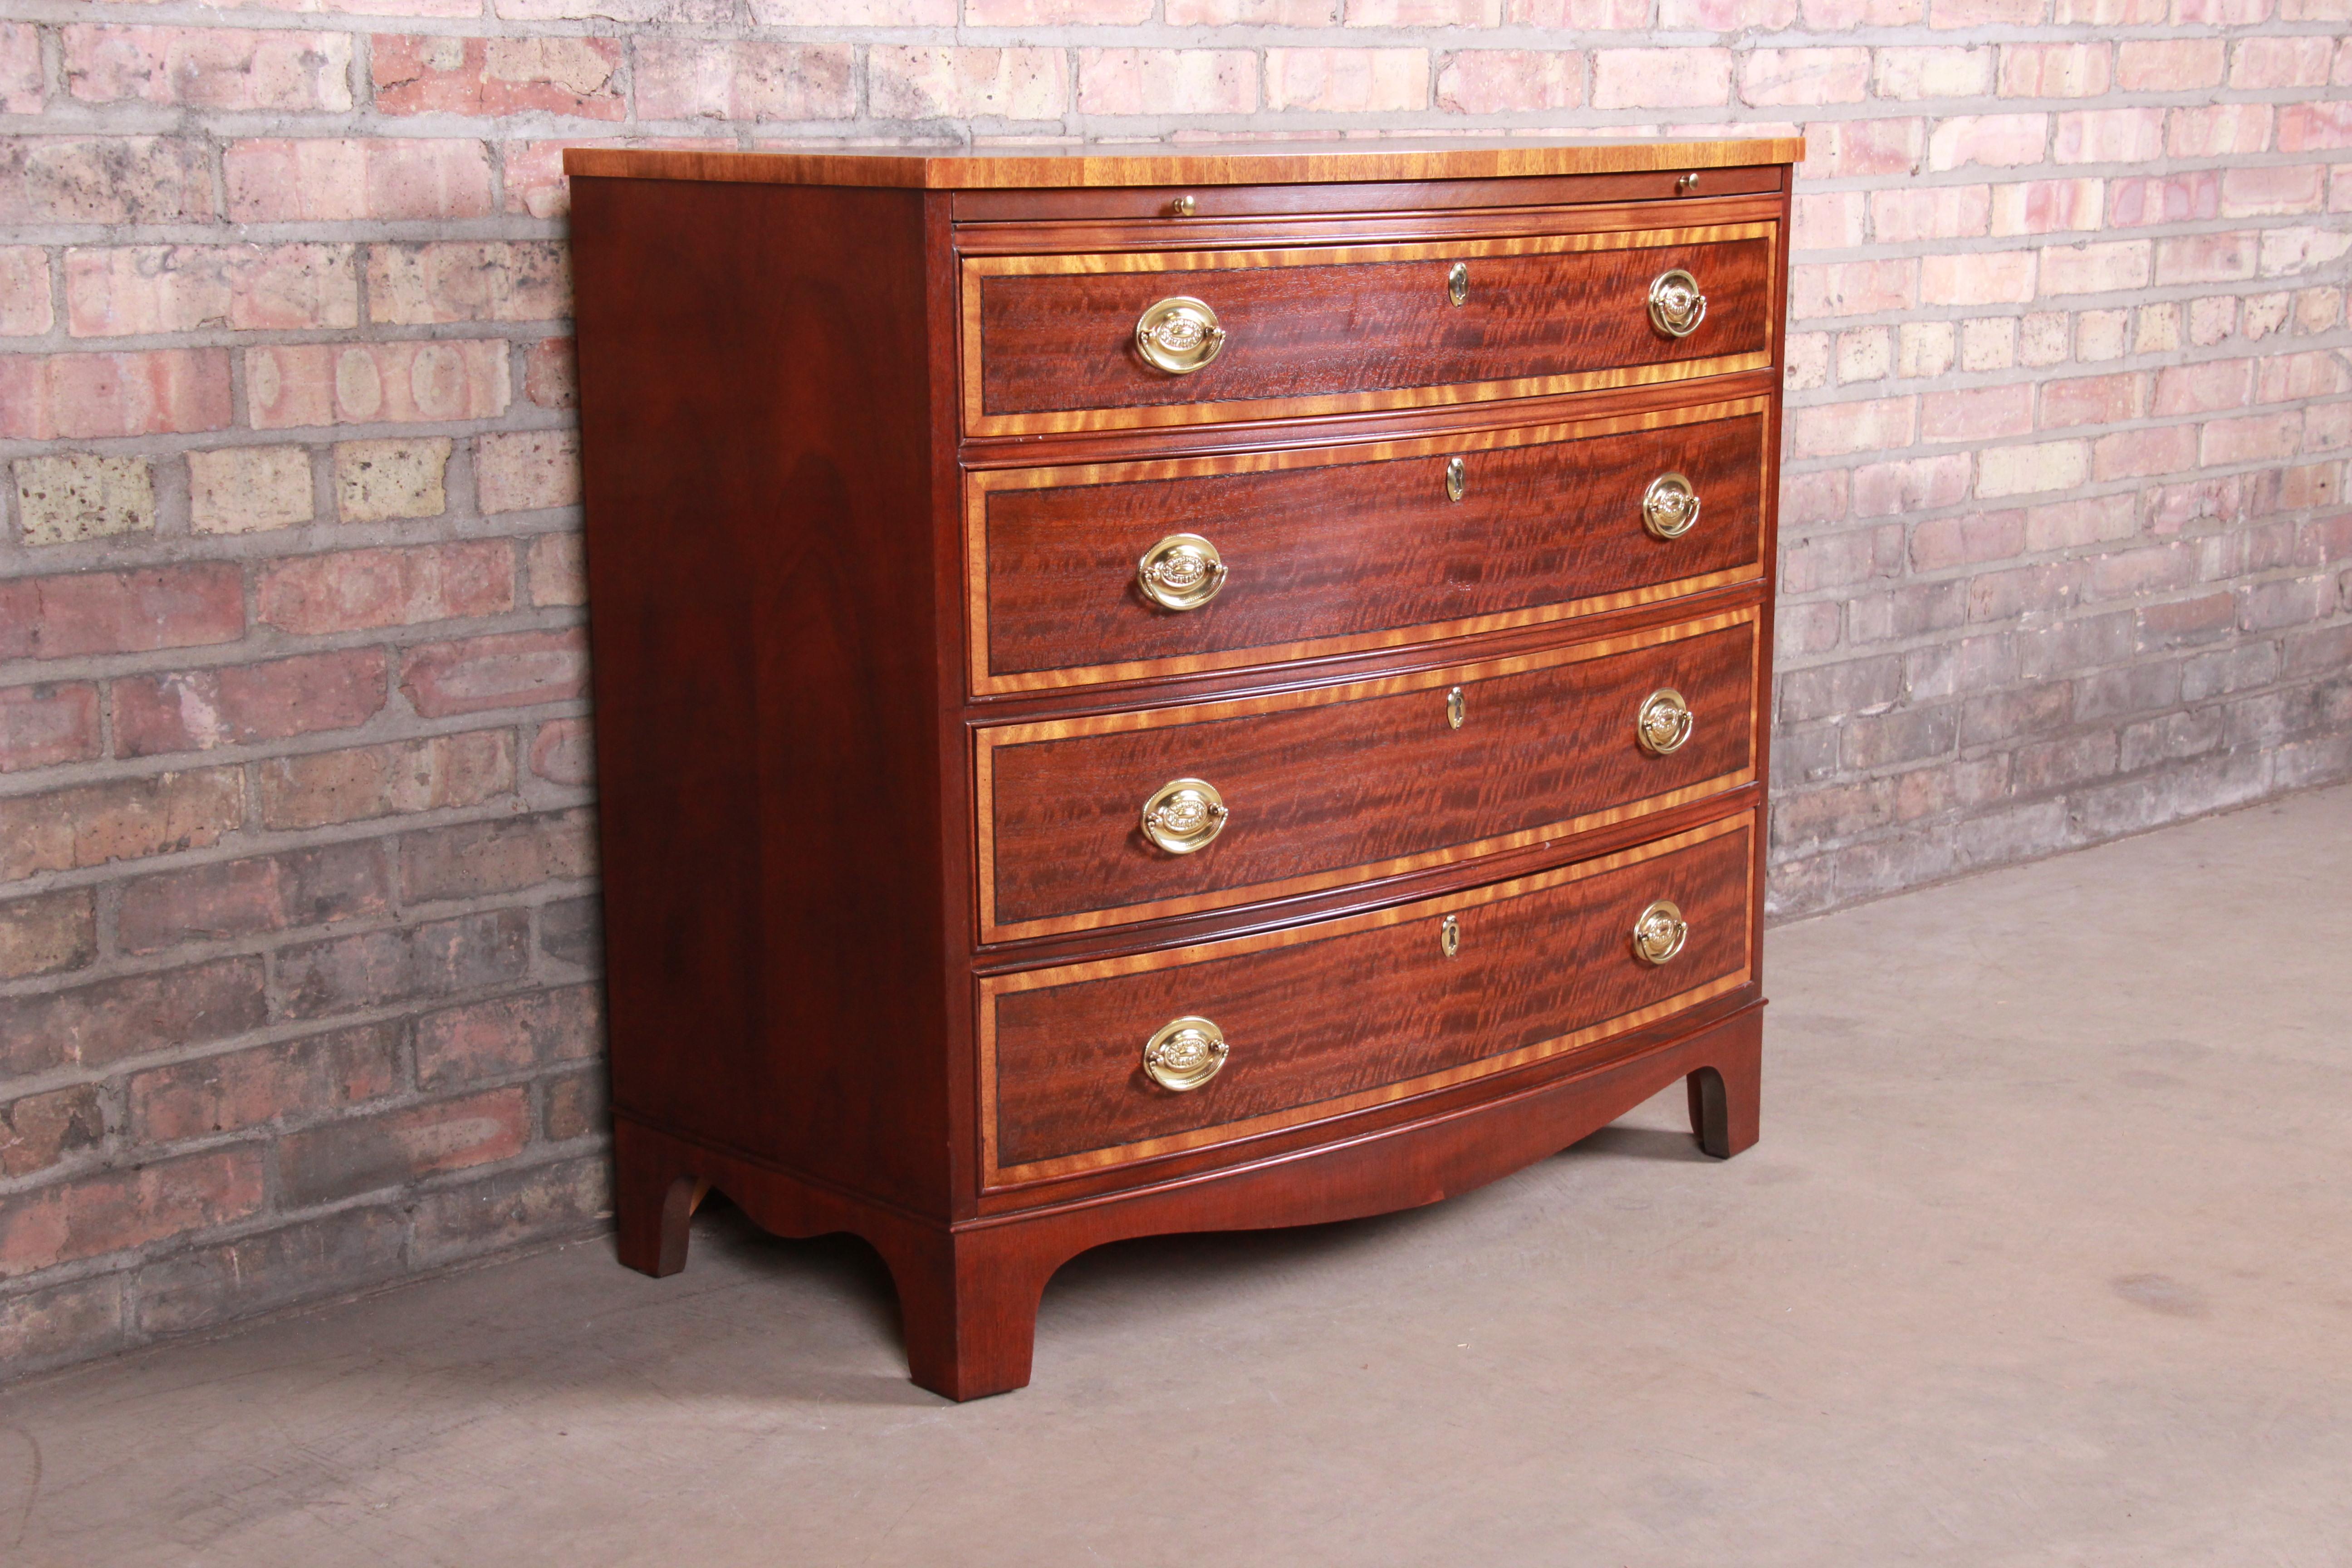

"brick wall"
[2, 0, 2347, 1377]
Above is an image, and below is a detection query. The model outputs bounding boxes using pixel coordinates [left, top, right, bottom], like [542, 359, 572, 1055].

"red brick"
[2277, 102, 2352, 153]
[0, 348, 231, 441]
[117, 842, 392, 955]
[2202, 414, 2302, 467]
[2053, 108, 2164, 165]
[1931, 0, 2043, 20]
[529, 717, 594, 785]
[415, 983, 602, 1089]
[2229, 35, 2333, 89]
[1782, 524, 1905, 592]
[245, 339, 508, 429]
[410, 1153, 607, 1267]
[135, 1207, 409, 1338]
[1742, 48, 1869, 106]
[2259, 352, 2352, 404]
[1592, 49, 1733, 109]
[0, 956, 267, 1078]
[2093, 424, 2200, 481]
[365, 241, 568, 326]
[1923, 383, 2034, 442]
[2107, 172, 2218, 229]
[2168, 103, 2272, 158]
[402, 808, 595, 903]
[1911, 510, 2025, 570]
[0, 683, 102, 773]
[2116, 38, 2225, 91]
[112, 649, 387, 758]
[1920, 250, 2036, 304]
[2039, 240, 2151, 296]
[128, 1023, 403, 1144]
[527, 533, 586, 608]
[0, 1085, 103, 1180]
[65, 245, 358, 337]
[1852, 454, 1973, 517]
[2155, 231, 2259, 286]
[1998, 43, 2109, 97]
[1082, 48, 1261, 114]
[1988, 177, 2105, 235]
[256, 731, 514, 831]
[0, 889, 97, 981]
[257, 543, 514, 635]
[1926, 113, 2047, 171]
[224, 138, 494, 224]
[0, 1150, 266, 1280]
[1433, 50, 1580, 114]
[399, 628, 591, 718]
[279, 910, 531, 1023]
[2153, 359, 2254, 416]
[1792, 259, 1918, 320]
[274, 1087, 529, 1208]
[1789, 398, 1916, 460]
[1800, 118, 1925, 180]
[0, 20, 38, 113]
[1793, 192, 1865, 250]
[0, 769, 245, 885]
[1801, 0, 1923, 21]
[0, 564, 243, 662]
[63, 25, 353, 111]
[0, 138, 215, 226]
[1870, 185, 1989, 242]
[2038, 372, 2148, 429]
[2024, 492, 2137, 551]
[1261, 48, 1426, 113]
[371, 34, 623, 118]
[543, 1069, 606, 1143]
[2222, 164, 2326, 218]
[0, 245, 49, 335]
[524, 338, 576, 408]
[636, 41, 859, 120]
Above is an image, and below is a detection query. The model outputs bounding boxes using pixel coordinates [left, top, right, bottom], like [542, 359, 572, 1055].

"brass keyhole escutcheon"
[1635, 688, 1694, 755]
[1141, 777, 1230, 855]
[1440, 914, 1460, 959]
[1647, 269, 1707, 338]
[1137, 533, 1227, 611]
[1167, 193, 1196, 217]
[1642, 472, 1700, 539]
[1143, 1015, 1228, 1092]
[1447, 261, 1469, 306]
[1445, 456, 1466, 502]
[1135, 296, 1227, 375]
[1446, 686, 1466, 730]
[1632, 899, 1688, 966]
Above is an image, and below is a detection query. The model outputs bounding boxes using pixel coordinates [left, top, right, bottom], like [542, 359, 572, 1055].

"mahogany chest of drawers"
[566, 138, 1799, 1400]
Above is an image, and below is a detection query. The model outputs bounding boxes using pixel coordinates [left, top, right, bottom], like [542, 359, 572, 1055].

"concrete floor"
[4, 784, 2349, 1567]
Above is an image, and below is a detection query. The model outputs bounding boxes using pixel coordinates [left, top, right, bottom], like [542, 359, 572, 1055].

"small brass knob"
[1647, 269, 1707, 338]
[1439, 913, 1460, 959]
[1141, 777, 1229, 855]
[1135, 296, 1226, 375]
[1676, 172, 1699, 194]
[1143, 1015, 1228, 1092]
[1635, 688, 1694, 755]
[1137, 533, 1227, 611]
[1642, 472, 1700, 539]
[1447, 261, 1468, 306]
[1167, 193, 1195, 217]
[1632, 899, 1688, 966]
[1444, 456, 1466, 502]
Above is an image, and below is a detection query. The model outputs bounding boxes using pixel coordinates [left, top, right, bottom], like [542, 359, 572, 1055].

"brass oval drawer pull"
[1647, 269, 1707, 338]
[1446, 260, 1468, 306]
[1143, 1015, 1229, 1091]
[1642, 471, 1700, 539]
[1135, 296, 1226, 375]
[1632, 898, 1688, 966]
[1635, 687, 1694, 756]
[1141, 777, 1229, 855]
[1137, 533, 1227, 611]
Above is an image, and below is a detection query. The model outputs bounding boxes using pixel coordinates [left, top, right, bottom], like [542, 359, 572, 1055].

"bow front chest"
[567, 138, 1800, 1400]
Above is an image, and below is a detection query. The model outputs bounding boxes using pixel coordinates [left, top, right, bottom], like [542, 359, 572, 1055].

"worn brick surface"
[1, 0, 2345, 1385]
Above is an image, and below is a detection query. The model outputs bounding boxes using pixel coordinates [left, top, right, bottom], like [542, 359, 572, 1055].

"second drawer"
[975, 608, 1758, 942]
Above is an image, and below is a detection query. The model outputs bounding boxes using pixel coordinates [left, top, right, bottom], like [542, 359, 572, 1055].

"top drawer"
[960, 221, 1777, 437]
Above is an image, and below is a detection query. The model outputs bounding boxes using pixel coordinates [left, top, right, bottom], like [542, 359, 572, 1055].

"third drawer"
[976, 606, 1759, 943]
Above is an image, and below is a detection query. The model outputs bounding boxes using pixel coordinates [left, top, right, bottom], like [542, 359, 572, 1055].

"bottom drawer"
[982, 811, 1755, 1189]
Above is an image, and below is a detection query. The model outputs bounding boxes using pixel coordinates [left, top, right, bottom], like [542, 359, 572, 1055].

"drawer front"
[977, 609, 1758, 943]
[983, 813, 1755, 1187]
[970, 397, 1769, 696]
[961, 223, 1777, 436]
